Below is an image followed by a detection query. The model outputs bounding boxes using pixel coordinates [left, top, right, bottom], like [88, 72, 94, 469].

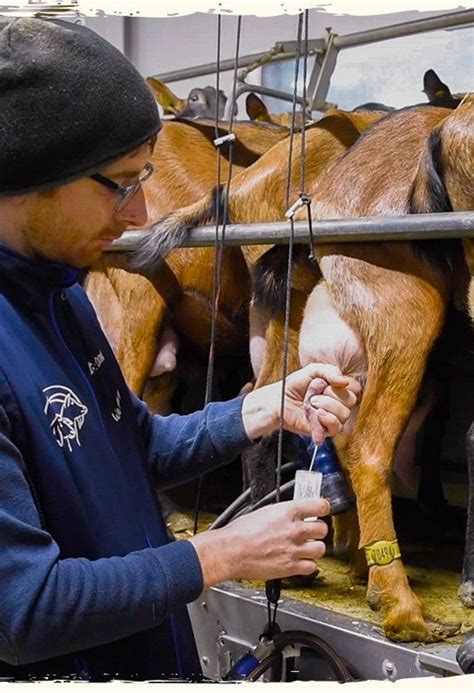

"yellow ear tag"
[364, 539, 401, 567]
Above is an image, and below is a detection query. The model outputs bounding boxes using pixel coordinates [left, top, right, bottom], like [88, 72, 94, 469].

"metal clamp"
[252, 637, 277, 661]
[213, 133, 236, 147]
[285, 193, 312, 220]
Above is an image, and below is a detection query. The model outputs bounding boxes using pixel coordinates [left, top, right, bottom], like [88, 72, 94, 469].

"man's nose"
[115, 187, 149, 228]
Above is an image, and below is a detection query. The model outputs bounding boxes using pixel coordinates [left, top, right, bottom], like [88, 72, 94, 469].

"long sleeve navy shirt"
[0, 243, 253, 681]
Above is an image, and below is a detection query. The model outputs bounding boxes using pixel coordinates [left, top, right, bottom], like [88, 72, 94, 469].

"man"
[0, 17, 359, 681]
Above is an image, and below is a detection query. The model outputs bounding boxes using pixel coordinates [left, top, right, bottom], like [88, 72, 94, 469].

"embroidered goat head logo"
[43, 385, 88, 452]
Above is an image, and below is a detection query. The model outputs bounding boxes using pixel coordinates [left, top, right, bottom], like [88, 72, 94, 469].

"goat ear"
[423, 69, 452, 100]
[423, 69, 442, 93]
[146, 77, 187, 115]
[246, 93, 271, 122]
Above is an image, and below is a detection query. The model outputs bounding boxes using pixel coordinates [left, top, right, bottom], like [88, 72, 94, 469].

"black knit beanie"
[0, 17, 161, 194]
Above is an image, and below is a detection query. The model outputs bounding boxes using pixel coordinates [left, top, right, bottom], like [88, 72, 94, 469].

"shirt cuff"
[150, 539, 204, 613]
[205, 395, 254, 460]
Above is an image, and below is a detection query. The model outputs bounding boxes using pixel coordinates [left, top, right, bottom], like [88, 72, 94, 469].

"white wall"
[85, 8, 462, 106]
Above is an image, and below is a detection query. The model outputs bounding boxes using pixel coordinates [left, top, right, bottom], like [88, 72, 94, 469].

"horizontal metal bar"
[153, 46, 292, 84]
[235, 82, 308, 106]
[224, 82, 308, 120]
[150, 11, 473, 86]
[259, 38, 326, 54]
[334, 9, 474, 50]
[108, 212, 474, 252]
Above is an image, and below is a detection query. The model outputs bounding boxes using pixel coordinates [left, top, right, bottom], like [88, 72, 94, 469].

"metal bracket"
[213, 133, 236, 147]
[152, 9, 474, 120]
[308, 29, 339, 112]
[285, 193, 312, 220]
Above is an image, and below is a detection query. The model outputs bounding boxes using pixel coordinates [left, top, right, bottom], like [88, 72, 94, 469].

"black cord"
[193, 16, 243, 536]
[247, 630, 355, 682]
[300, 10, 309, 194]
[265, 12, 304, 638]
[231, 480, 295, 521]
[209, 462, 296, 529]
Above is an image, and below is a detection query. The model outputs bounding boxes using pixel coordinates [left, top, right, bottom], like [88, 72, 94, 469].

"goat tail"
[130, 185, 225, 275]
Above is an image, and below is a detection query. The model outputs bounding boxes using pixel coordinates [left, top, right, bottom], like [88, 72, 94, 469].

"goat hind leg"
[110, 269, 169, 396]
[340, 311, 452, 640]
[459, 422, 474, 607]
[299, 281, 367, 582]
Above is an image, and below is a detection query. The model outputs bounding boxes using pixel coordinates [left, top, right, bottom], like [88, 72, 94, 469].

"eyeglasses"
[90, 162, 154, 212]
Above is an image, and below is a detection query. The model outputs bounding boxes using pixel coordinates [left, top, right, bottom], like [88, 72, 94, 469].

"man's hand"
[189, 498, 330, 589]
[241, 363, 361, 440]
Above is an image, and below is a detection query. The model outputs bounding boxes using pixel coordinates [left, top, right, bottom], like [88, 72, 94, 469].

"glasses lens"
[115, 184, 139, 212]
[141, 162, 154, 183]
[114, 164, 154, 212]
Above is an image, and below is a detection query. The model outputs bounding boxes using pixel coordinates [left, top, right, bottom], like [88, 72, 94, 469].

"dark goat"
[423, 69, 463, 109]
[147, 77, 236, 119]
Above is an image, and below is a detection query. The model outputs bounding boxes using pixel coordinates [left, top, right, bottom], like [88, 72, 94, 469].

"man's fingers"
[296, 540, 326, 561]
[301, 363, 350, 388]
[308, 395, 351, 423]
[298, 519, 328, 542]
[295, 558, 322, 576]
[315, 410, 344, 437]
[291, 498, 331, 519]
[318, 384, 358, 409]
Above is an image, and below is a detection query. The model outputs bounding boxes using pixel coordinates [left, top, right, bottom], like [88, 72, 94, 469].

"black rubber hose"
[230, 480, 295, 521]
[247, 629, 355, 682]
[209, 487, 252, 529]
[456, 634, 474, 673]
[210, 462, 297, 529]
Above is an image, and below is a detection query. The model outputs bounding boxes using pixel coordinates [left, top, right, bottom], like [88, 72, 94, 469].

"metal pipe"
[226, 82, 308, 120]
[108, 212, 474, 252]
[150, 10, 473, 86]
[308, 31, 338, 111]
[334, 9, 474, 50]
[152, 46, 290, 84]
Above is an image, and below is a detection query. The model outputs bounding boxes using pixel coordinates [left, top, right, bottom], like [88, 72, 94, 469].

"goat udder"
[299, 282, 367, 378]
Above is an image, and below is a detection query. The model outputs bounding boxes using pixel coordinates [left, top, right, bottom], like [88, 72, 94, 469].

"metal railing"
[107, 212, 474, 252]
[150, 9, 474, 117]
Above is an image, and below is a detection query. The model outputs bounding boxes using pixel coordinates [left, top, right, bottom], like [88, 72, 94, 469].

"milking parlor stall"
[7, 0, 474, 686]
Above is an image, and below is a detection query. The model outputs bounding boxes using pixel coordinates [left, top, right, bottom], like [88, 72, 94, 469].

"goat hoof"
[349, 569, 368, 586]
[459, 580, 474, 608]
[384, 613, 460, 643]
[426, 619, 461, 640]
[366, 588, 382, 611]
[333, 540, 350, 556]
[350, 551, 369, 583]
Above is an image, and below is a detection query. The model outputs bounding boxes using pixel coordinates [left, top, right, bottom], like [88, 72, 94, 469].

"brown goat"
[245, 92, 314, 128]
[128, 102, 473, 642]
[147, 77, 233, 120]
[412, 96, 474, 607]
[130, 110, 381, 496]
[297, 101, 473, 641]
[132, 110, 382, 391]
[86, 117, 288, 411]
[132, 102, 473, 641]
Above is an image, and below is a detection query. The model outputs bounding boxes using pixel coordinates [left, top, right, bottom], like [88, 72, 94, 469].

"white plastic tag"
[293, 469, 322, 522]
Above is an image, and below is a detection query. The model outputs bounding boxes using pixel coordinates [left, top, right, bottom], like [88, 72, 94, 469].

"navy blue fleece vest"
[0, 244, 200, 680]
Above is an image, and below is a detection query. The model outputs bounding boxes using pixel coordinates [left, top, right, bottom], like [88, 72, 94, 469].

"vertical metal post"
[308, 30, 339, 112]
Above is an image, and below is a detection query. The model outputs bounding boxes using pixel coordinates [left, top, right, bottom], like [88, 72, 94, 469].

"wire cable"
[193, 15, 243, 535]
